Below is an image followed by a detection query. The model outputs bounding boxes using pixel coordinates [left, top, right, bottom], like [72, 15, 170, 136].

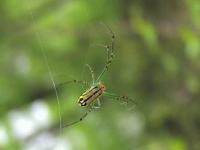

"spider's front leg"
[96, 24, 115, 82]
[57, 79, 90, 89]
[85, 64, 95, 85]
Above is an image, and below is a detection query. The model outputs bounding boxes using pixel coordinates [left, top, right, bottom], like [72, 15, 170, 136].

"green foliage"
[0, 0, 200, 150]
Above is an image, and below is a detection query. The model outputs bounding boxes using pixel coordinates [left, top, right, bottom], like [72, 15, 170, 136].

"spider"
[60, 24, 137, 127]
[27, 1, 135, 129]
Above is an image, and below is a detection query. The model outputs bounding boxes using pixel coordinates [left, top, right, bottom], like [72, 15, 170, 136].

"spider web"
[26, 0, 62, 136]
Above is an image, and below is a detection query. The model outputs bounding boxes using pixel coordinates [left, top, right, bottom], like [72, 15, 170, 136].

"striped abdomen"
[78, 82, 106, 107]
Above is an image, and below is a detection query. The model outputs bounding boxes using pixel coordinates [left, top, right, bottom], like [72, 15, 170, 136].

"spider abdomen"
[78, 82, 106, 107]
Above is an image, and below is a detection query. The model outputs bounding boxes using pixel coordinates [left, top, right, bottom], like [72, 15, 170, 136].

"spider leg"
[62, 97, 102, 127]
[85, 64, 95, 85]
[54, 79, 90, 128]
[62, 107, 93, 128]
[91, 98, 101, 109]
[57, 79, 89, 88]
[97, 98, 101, 106]
[103, 91, 137, 109]
[96, 24, 115, 82]
[90, 43, 110, 60]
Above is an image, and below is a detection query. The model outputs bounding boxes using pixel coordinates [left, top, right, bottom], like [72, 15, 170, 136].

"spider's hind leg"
[103, 91, 137, 110]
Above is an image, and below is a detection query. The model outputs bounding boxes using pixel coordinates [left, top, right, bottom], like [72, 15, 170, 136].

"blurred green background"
[0, 0, 200, 150]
